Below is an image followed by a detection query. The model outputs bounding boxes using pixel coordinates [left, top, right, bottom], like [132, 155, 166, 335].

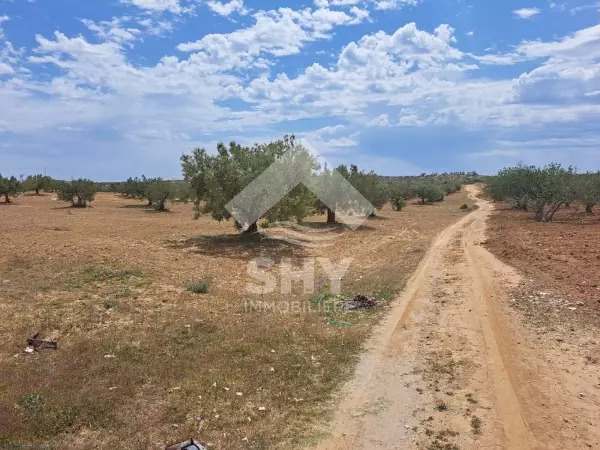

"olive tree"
[181, 135, 318, 233]
[575, 172, 600, 214]
[57, 179, 96, 207]
[144, 179, 189, 211]
[23, 174, 52, 195]
[388, 181, 411, 211]
[337, 164, 387, 216]
[0, 174, 20, 203]
[489, 163, 575, 222]
[486, 163, 532, 209]
[411, 183, 444, 204]
[526, 163, 575, 222]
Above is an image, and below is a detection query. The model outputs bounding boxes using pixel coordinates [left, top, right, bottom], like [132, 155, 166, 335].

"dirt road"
[311, 185, 600, 450]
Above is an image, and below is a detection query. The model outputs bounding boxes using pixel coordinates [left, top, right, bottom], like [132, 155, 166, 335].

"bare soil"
[485, 203, 600, 317]
[0, 191, 474, 449]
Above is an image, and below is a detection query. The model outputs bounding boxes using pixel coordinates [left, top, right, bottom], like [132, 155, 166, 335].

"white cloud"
[466, 31, 474, 36]
[374, 0, 420, 10]
[549, 2, 567, 10]
[0, 62, 13, 74]
[0, 15, 9, 40]
[0, 41, 22, 76]
[122, 0, 192, 14]
[314, 125, 347, 135]
[82, 18, 142, 44]
[367, 114, 389, 126]
[570, 1, 600, 14]
[325, 137, 358, 146]
[177, 7, 368, 70]
[206, 0, 247, 16]
[331, 0, 362, 5]
[513, 7, 541, 19]
[516, 24, 600, 59]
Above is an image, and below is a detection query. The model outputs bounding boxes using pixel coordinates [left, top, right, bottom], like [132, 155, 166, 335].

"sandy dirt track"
[311, 185, 600, 450]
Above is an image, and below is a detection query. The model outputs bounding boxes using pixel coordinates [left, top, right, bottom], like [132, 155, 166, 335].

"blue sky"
[0, 0, 599, 180]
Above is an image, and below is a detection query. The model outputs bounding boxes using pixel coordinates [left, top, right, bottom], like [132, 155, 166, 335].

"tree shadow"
[143, 209, 174, 214]
[168, 233, 308, 260]
[121, 204, 150, 209]
[50, 204, 94, 210]
[367, 214, 390, 221]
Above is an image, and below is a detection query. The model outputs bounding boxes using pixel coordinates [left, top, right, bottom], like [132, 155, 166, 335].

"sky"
[0, 0, 599, 180]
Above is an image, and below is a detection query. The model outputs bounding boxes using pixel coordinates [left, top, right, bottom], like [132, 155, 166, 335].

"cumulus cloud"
[206, 0, 247, 16]
[177, 6, 368, 68]
[513, 7, 541, 19]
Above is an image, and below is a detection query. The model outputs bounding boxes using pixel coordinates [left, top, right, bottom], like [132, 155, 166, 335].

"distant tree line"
[486, 162, 600, 221]
[2, 137, 472, 222]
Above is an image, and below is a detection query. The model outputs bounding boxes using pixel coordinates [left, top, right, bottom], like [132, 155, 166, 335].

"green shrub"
[185, 280, 211, 294]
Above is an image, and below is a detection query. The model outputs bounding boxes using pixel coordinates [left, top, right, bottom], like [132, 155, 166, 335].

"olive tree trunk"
[326, 207, 336, 224]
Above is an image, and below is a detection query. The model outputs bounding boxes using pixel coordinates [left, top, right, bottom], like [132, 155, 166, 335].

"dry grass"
[0, 190, 473, 449]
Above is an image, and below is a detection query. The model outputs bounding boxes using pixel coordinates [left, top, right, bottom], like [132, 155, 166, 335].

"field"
[0, 190, 474, 449]
[486, 203, 600, 316]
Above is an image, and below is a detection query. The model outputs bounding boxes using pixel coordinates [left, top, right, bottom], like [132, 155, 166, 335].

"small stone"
[24, 346, 35, 354]
[104, 354, 116, 359]
[258, 406, 266, 411]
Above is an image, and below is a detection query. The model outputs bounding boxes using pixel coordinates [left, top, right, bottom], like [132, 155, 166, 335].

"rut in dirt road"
[311, 186, 599, 450]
